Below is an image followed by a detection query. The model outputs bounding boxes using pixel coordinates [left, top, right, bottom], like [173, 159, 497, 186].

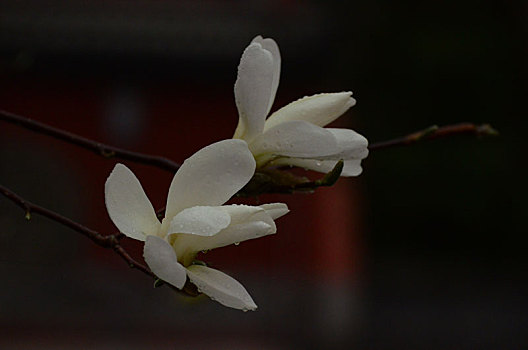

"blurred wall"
[1, 1, 526, 349]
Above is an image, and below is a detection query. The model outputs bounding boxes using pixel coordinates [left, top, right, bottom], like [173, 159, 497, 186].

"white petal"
[186, 264, 257, 311]
[264, 92, 356, 131]
[269, 158, 364, 177]
[104, 164, 160, 241]
[233, 42, 275, 142]
[249, 120, 340, 158]
[165, 140, 256, 219]
[259, 203, 289, 220]
[341, 159, 365, 176]
[143, 236, 187, 289]
[177, 221, 273, 254]
[261, 128, 368, 174]
[251, 36, 281, 114]
[169, 206, 231, 236]
[321, 128, 369, 160]
[173, 205, 277, 259]
[223, 204, 276, 225]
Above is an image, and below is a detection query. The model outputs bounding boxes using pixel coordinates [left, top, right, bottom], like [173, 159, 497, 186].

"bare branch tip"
[477, 124, 499, 137]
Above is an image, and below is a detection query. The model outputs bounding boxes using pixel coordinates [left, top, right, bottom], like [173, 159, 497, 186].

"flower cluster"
[234, 36, 368, 176]
[105, 140, 288, 311]
[105, 36, 368, 311]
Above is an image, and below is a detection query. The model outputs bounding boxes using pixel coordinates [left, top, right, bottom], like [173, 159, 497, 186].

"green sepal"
[314, 160, 344, 187]
[153, 278, 165, 288]
[237, 160, 344, 197]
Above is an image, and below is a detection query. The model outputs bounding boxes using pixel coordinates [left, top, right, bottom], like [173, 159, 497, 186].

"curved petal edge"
[105, 163, 160, 241]
[186, 264, 257, 311]
[144, 235, 187, 289]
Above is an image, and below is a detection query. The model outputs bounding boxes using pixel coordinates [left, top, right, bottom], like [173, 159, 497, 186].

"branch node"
[101, 149, 116, 158]
[477, 123, 499, 136]
[420, 124, 439, 139]
[154, 278, 165, 288]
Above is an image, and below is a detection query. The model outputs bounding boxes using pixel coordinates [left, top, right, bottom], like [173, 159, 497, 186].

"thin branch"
[0, 109, 180, 172]
[2, 110, 497, 171]
[0, 183, 180, 292]
[0, 112, 498, 296]
[0, 184, 116, 247]
[368, 123, 498, 151]
[112, 245, 154, 277]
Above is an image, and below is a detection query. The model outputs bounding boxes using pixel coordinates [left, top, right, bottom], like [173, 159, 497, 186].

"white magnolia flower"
[105, 139, 288, 311]
[233, 36, 369, 176]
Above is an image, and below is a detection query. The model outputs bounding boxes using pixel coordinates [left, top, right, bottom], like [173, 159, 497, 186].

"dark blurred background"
[0, 1, 526, 349]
